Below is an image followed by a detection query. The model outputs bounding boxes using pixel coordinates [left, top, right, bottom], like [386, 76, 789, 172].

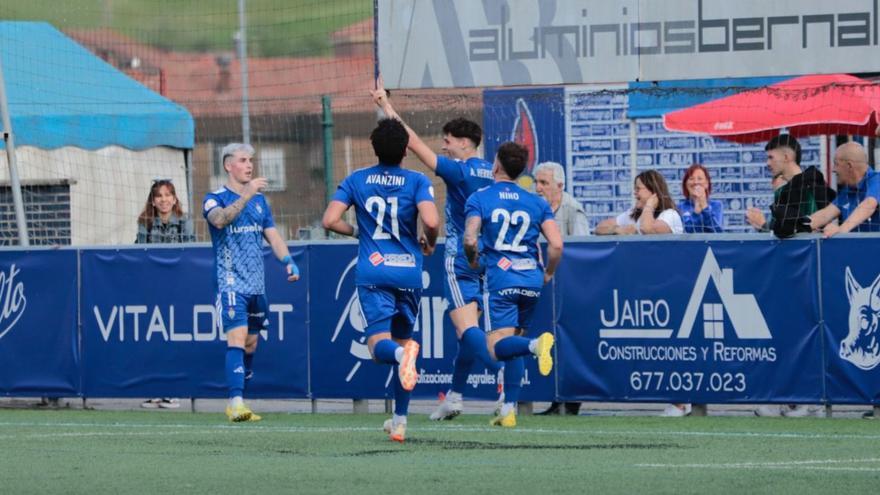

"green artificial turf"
[1, 410, 877, 494]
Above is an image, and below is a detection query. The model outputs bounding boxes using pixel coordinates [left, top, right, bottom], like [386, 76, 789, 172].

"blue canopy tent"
[0, 21, 193, 151]
[0, 22, 195, 245]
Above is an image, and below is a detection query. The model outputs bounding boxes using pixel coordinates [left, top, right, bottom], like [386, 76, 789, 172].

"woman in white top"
[595, 170, 683, 235]
[595, 170, 689, 417]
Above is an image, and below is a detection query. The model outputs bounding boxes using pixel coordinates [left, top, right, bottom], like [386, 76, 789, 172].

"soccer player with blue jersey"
[203, 143, 300, 422]
[372, 79, 503, 422]
[322, 118, 440, 442]
[464, 141, 563, 427]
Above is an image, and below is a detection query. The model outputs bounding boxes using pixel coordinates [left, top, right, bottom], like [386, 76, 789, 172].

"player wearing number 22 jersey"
[463, 141, 563, 428]
[322, 118, 440, 442]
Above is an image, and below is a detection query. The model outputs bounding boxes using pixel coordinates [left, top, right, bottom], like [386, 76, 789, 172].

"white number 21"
[366, 196, 399, 239]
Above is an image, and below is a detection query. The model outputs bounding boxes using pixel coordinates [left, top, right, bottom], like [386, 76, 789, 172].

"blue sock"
[225, 346, 245, 399]
[393, 365, 411, 416]
[462, 327, 502, 373]
[373, 338, 400, 364]
[450, 334, 476, 394]
[244, 352, 255, 381]
[494, 336, 532, 360]
[503, 357, 524, 403]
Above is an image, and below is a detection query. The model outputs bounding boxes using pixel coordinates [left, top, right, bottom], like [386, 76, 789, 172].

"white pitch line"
[637, 458, 880, 472]
[1, 422, 879, 441]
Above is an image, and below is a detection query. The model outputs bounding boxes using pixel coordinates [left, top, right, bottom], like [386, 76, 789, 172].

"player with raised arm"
[203, 143, 300, 422]
[464, 142, 563, 428]
[372, 78, 503, 422]
[322, 118, 440, 442]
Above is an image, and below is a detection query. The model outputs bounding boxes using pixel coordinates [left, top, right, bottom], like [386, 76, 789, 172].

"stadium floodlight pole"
[237, 0, 251, 145]
[0, 53, 30, 246]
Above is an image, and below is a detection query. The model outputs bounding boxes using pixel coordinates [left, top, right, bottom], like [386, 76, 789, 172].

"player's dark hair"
[496, 142, 529, 179]
[765, 134, 801, 165]
[442, 118, 482, 148]
[371, 118, 409, 165]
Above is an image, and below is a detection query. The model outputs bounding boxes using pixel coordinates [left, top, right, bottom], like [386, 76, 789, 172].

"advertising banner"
[80, 246, 308, 398]
[557, 239, 823, 403]
[483, 86, 566, 193]
[821, 238, 880, 404]
[0, 250, 78, 395]
[378, 0, 880, 88]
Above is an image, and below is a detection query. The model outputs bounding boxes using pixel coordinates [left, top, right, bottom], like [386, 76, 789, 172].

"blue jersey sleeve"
[202, 192, 223, 220]
[435, 155, 463, 184]
[539, 198, 554, 224]
[865, 173, 880, 203]
[259, 195, 276, 229]
[331, 176, 353, 205]
[464, 193, 482, 221]
[414, 174, 435, 204]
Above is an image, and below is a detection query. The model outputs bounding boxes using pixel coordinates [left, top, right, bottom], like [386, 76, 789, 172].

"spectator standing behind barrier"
[136, 179, 194, 409]
[135, 179, 195, 244]
[809, 142, 880, 237]
[595, 170, 689, 416]
[678, 164, 723, 233]
[595, 170, 684, 236]
[746, 173, 787, 232]
[534, 161, 590, 237]
[533, 161, 587, 417]
[763, 134, 835, 238]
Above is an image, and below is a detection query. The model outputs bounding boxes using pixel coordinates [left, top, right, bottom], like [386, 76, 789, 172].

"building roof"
[67, 21, 480, 120]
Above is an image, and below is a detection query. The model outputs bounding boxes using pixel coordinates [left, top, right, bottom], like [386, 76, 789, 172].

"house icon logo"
[599, 248, 770, 341]
[677, 248, 771, 340]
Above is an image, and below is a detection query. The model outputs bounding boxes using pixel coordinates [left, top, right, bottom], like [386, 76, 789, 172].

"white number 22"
[491, 208, 529, 252]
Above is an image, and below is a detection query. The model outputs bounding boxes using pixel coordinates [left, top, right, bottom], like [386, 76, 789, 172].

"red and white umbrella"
[663, 73, 880, 143]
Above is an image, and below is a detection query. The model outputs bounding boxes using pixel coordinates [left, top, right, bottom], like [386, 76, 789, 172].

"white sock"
[393, 414, 407, 425]
[394, 346, 404, 363]
[230, 396, 243, 408]
[528, 339, 538, 354]
[446, 391, 462, 401]
[500, 402, 515, 416]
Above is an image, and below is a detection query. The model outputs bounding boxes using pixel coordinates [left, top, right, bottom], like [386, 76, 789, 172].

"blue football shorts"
[216, 291, 269, 335]
[357, 285, 421, 339]
[443, 255, 485, 311]
[485, 287, 541, 332]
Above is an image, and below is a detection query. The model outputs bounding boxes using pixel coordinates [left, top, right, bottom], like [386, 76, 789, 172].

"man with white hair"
[534, 161, 589, 237]
[203, 143, 300, 422]
[809, 141, 880, 237]
[533, 161, 587, 416]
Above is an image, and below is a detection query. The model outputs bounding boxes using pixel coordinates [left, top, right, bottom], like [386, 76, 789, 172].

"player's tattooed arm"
[207, 178, 266, 229]
[207, 196, 249, 229]
[463, 215, 482, 268]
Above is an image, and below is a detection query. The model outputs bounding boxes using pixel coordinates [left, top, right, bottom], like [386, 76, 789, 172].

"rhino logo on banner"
[841, 267, 880, 370]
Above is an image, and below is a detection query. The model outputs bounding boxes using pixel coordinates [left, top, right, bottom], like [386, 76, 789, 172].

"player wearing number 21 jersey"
[464, 141, 563, 428]
[322, 118, 439, 442]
